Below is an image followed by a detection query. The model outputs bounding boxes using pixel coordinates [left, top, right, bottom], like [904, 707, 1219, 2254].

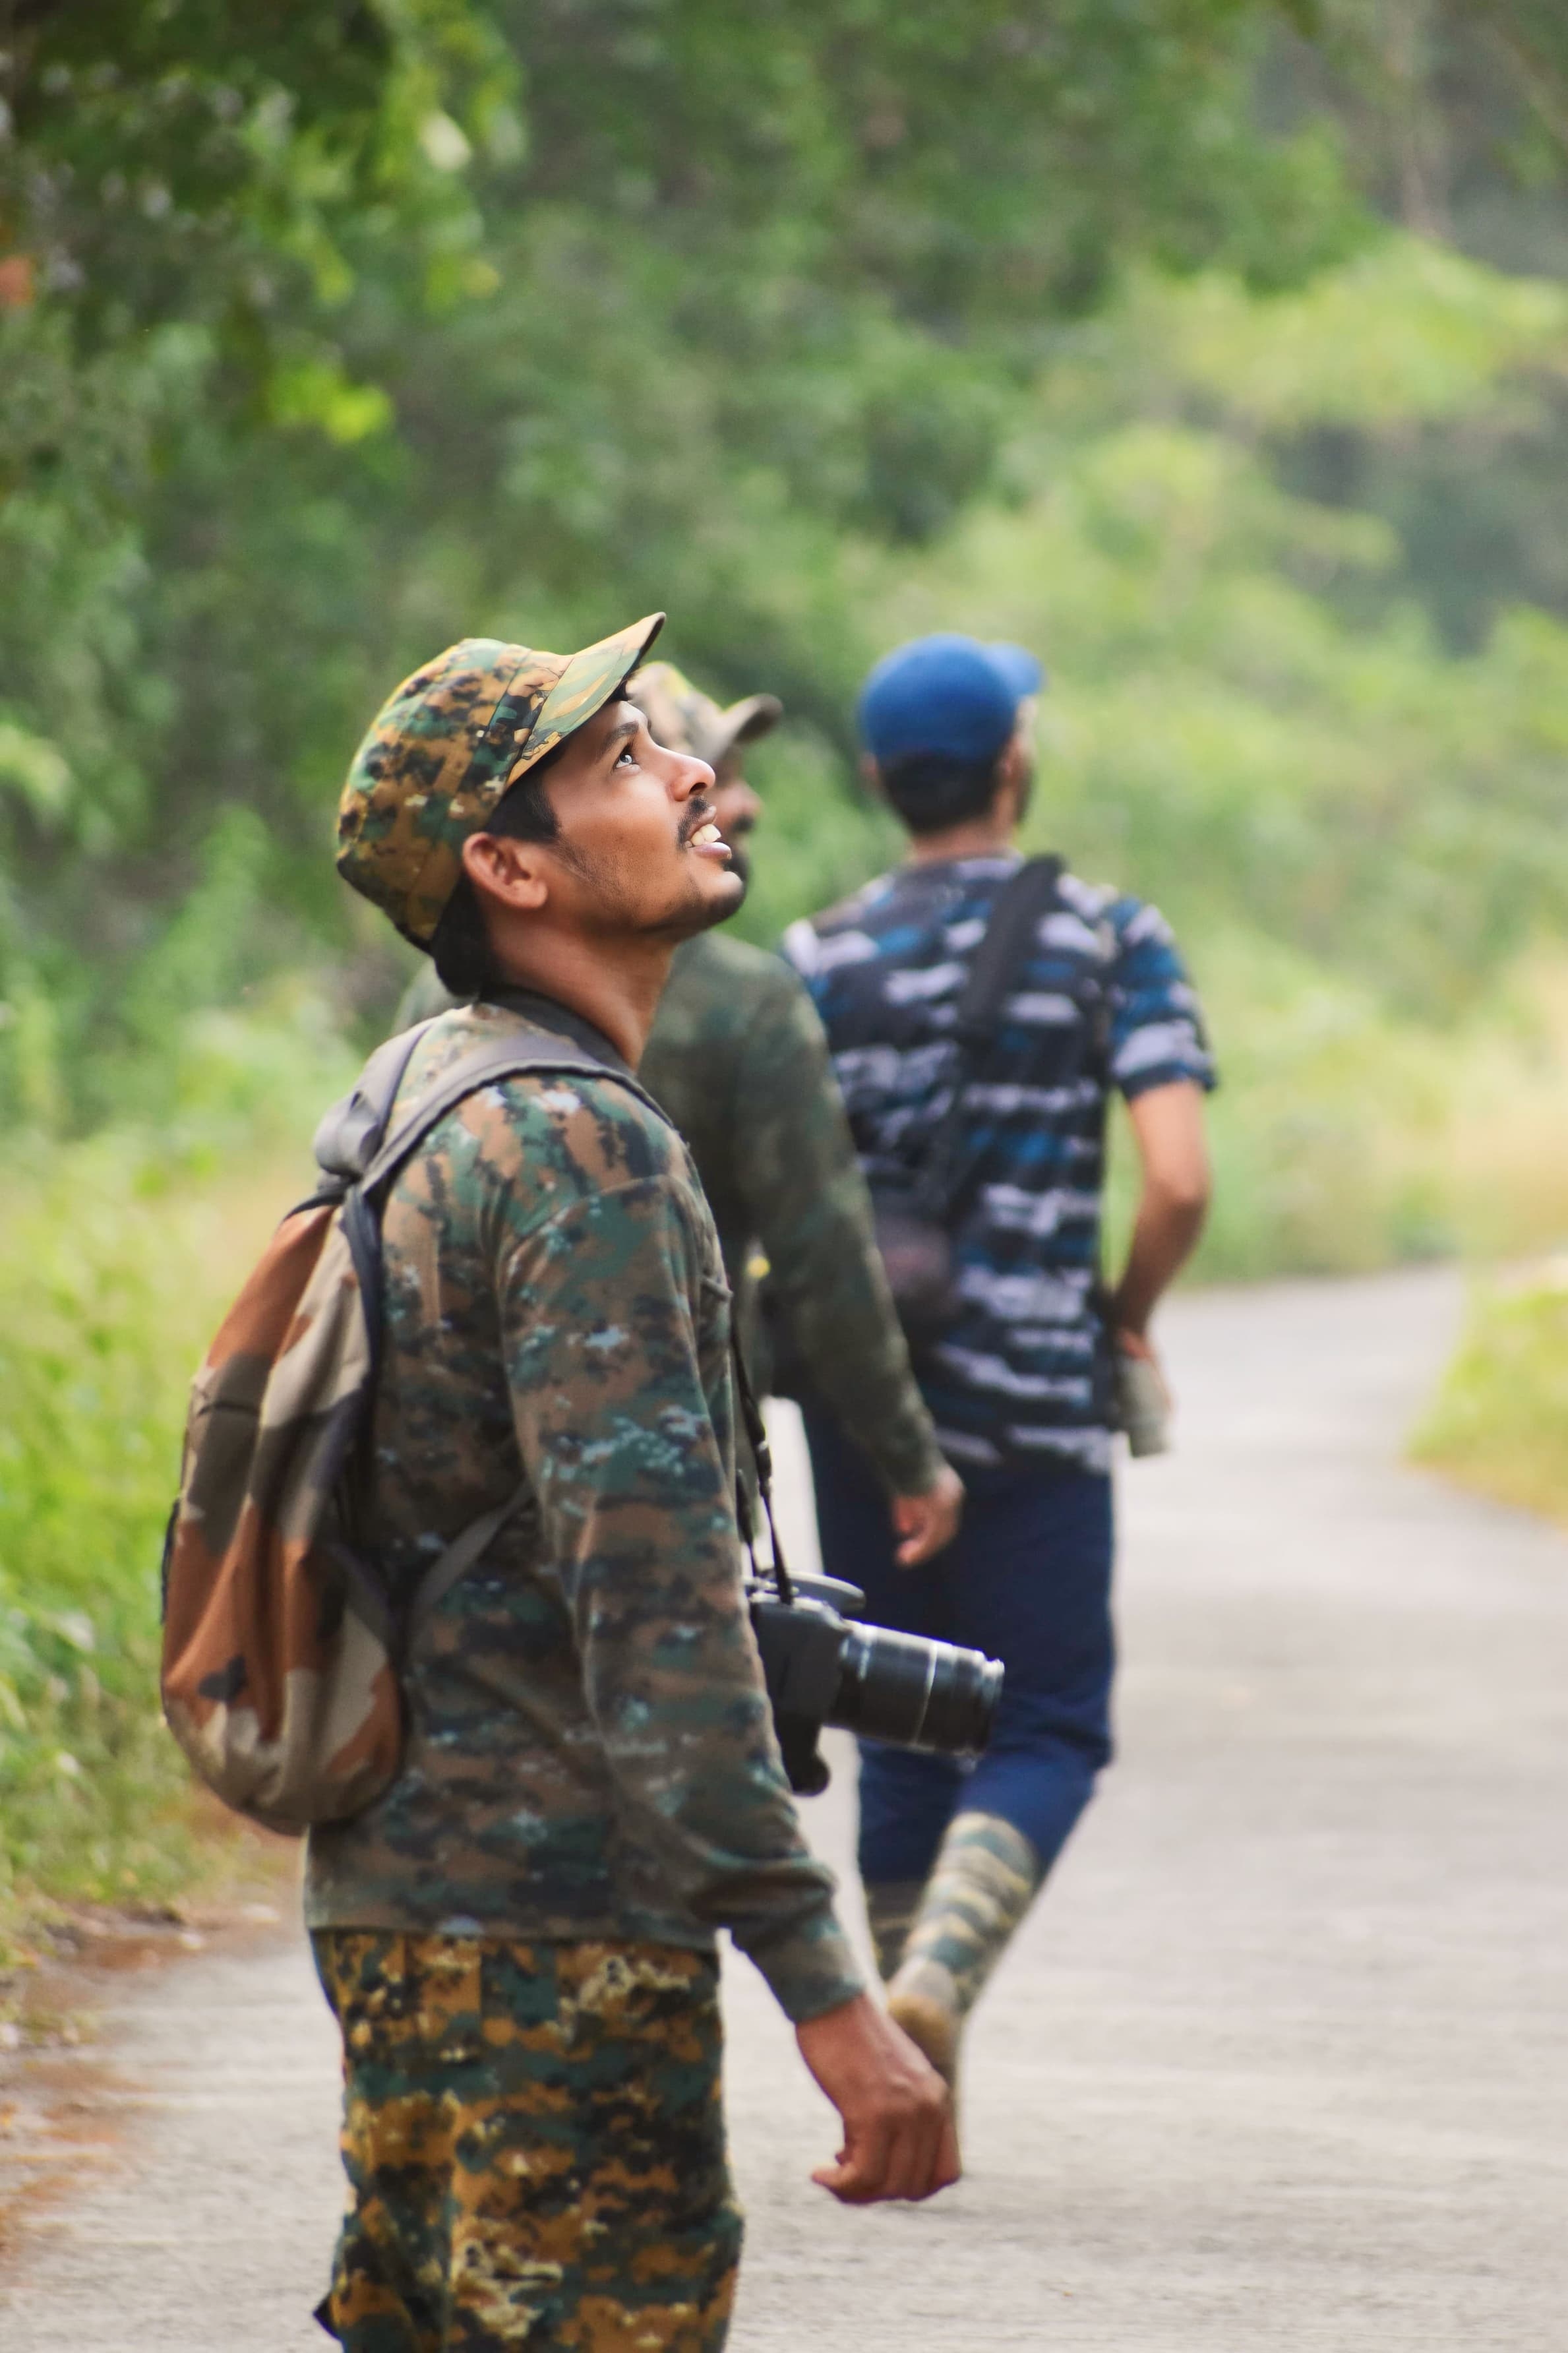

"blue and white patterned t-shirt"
[783, 854, 1216, 1473]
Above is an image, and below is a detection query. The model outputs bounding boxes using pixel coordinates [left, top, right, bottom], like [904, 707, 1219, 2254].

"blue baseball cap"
[857, 632, 1044, 766]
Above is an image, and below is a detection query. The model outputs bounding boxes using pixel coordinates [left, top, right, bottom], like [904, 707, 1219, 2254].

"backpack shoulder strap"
[311, 1019, 437, 1193]
[340, 1029, 669, 1382]
[334, 1029, 676, 1622]
[355, 1031, 671, 1200]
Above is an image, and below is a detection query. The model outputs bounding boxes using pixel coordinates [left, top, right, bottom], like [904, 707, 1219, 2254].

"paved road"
[5, 1269, 1567, 2350]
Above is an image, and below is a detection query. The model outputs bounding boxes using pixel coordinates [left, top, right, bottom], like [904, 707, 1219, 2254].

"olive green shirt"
[399, 936, 943, 1496]
[640, 932, 942, 1494]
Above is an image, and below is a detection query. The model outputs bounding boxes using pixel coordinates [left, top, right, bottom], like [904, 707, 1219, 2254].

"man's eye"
[615, 742, 638, 769]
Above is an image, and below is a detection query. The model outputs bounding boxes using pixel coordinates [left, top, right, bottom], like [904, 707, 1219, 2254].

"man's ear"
[992, 737, 1028, 827]
[462, 831, 551, 913]
[859, 753, 886, 801]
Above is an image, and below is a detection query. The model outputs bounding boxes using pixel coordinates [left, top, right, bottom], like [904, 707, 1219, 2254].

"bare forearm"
[1110, 1186, 1206, 1337]
[1110, 1080, 1211, 1338]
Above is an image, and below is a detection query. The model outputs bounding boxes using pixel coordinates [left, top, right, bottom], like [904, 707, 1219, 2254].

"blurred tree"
[0, 0, 505, 1090]
[1, 1, 508, 349]
[8, 0, 1568, 1130]
[1260, 3, 1568, 648]
[0, 0, 1363, 1124]
[863, 237, 1568, 1011]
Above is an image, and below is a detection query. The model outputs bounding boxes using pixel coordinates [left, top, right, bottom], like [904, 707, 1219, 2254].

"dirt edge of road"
[0, 1837, 300, 2261]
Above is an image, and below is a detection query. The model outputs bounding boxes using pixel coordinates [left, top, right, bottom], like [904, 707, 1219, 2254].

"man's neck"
[489, 936, 673, 1070]
[905, 814, 1018, 865]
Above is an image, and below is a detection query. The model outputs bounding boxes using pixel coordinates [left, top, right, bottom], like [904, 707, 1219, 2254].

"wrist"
[795, 1988, 885, 2086]
[1106, 1285, 1148, 1340]
[795, 1987, 873, 2041]
[899, 1459, 959, 1501]
[742, 1901, 864, 2025]
[881, 1428, 946, 1498]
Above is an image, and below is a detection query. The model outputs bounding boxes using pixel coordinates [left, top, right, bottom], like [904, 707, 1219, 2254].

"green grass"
[1103, 942, 1568, 1287]
[0, 1140, 286, 1957]
[1411, 1271, 1568, 1527]
[0, 995, 355, 1963]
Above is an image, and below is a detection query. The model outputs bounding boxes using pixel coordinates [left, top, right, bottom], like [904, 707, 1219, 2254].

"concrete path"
[4, 1269, 1567, 2350]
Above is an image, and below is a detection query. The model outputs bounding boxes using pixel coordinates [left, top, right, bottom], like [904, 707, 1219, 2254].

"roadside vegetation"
[0, 1004, 355, 1965]
[1412, 1271, 1568, 1528]
[5, 4, 1568, 1944]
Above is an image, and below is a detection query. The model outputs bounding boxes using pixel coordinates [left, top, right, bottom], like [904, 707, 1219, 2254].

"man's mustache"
[678, 796, 717, 845]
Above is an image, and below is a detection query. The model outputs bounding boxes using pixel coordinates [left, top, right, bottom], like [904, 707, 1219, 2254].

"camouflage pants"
[312, 1932, 742, 2352]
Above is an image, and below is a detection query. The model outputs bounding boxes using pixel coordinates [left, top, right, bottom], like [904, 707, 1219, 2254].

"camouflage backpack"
[160, 1018, 649, 1835]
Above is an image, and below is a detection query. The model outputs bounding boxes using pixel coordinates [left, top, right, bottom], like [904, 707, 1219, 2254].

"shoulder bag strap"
[950, 854, 1066, 1051]
[914, 855, 1064, 1218]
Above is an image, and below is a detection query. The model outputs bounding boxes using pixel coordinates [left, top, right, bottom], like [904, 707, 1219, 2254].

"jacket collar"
[477, 984, 632, 1079]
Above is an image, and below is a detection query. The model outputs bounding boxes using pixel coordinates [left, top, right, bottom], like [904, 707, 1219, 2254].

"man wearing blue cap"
[783, 632, 1215, 2089]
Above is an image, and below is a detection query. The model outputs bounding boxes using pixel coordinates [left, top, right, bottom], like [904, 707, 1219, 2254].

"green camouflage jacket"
[304, 996, 861, 2025]
[398, 938, 943, 1496]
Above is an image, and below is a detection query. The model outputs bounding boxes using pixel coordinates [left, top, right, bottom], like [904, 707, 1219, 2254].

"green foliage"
[9, 1, 1568, 1914]
[0, 1139, 252, 1921]
[1168, 942, 1568, 1280]
[1, 1, 502, 352]
[0, 1140, 206, 1918]
[1412, 1268, 1568, 1527]
[0, 1001, 353, 1937]
[860, 237, 1568, 1023]
[0, 1, 1365, 1137]
[733, 233, 1568, 1285]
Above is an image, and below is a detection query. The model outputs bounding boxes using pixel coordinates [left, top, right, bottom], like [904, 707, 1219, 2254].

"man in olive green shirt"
[402, 657, 963, 1566]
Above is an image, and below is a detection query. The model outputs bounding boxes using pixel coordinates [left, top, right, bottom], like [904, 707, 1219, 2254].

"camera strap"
[729, 1331, 795, 1605]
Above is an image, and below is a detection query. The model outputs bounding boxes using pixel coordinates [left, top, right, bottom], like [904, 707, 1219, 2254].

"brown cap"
[630, 659, 782, 771]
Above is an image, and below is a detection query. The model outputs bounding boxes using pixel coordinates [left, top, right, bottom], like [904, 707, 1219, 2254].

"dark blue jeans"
[802, 1410, 1116, 1887]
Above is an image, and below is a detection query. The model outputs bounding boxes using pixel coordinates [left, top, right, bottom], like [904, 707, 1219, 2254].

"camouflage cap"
[336, 613, 665, 948]
[631, 660, 782, 772]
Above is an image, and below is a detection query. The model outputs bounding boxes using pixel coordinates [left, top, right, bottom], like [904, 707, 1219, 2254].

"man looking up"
[319, 617, 956, 2353]
[783, 632, 1215, 2092]
[400, 656, 965, 1570]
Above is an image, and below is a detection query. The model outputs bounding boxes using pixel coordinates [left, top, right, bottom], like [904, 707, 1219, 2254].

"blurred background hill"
[2, 1, 1567, 1935]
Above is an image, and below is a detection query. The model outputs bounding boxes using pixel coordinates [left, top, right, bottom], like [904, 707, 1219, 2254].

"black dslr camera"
[748, 1570, 1003, 1796]
[729, 1340, 1001, 1796]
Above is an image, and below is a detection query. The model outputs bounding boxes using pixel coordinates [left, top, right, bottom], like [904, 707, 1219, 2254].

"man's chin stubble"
[648, 868, 746, 942]
[551, 837, 743, 940]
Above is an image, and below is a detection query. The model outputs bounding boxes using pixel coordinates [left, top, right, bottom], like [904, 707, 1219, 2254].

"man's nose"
[672, 752, 715, 801]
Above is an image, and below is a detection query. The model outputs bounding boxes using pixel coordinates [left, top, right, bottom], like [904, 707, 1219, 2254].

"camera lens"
[829, 1626, 1002, 1756]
